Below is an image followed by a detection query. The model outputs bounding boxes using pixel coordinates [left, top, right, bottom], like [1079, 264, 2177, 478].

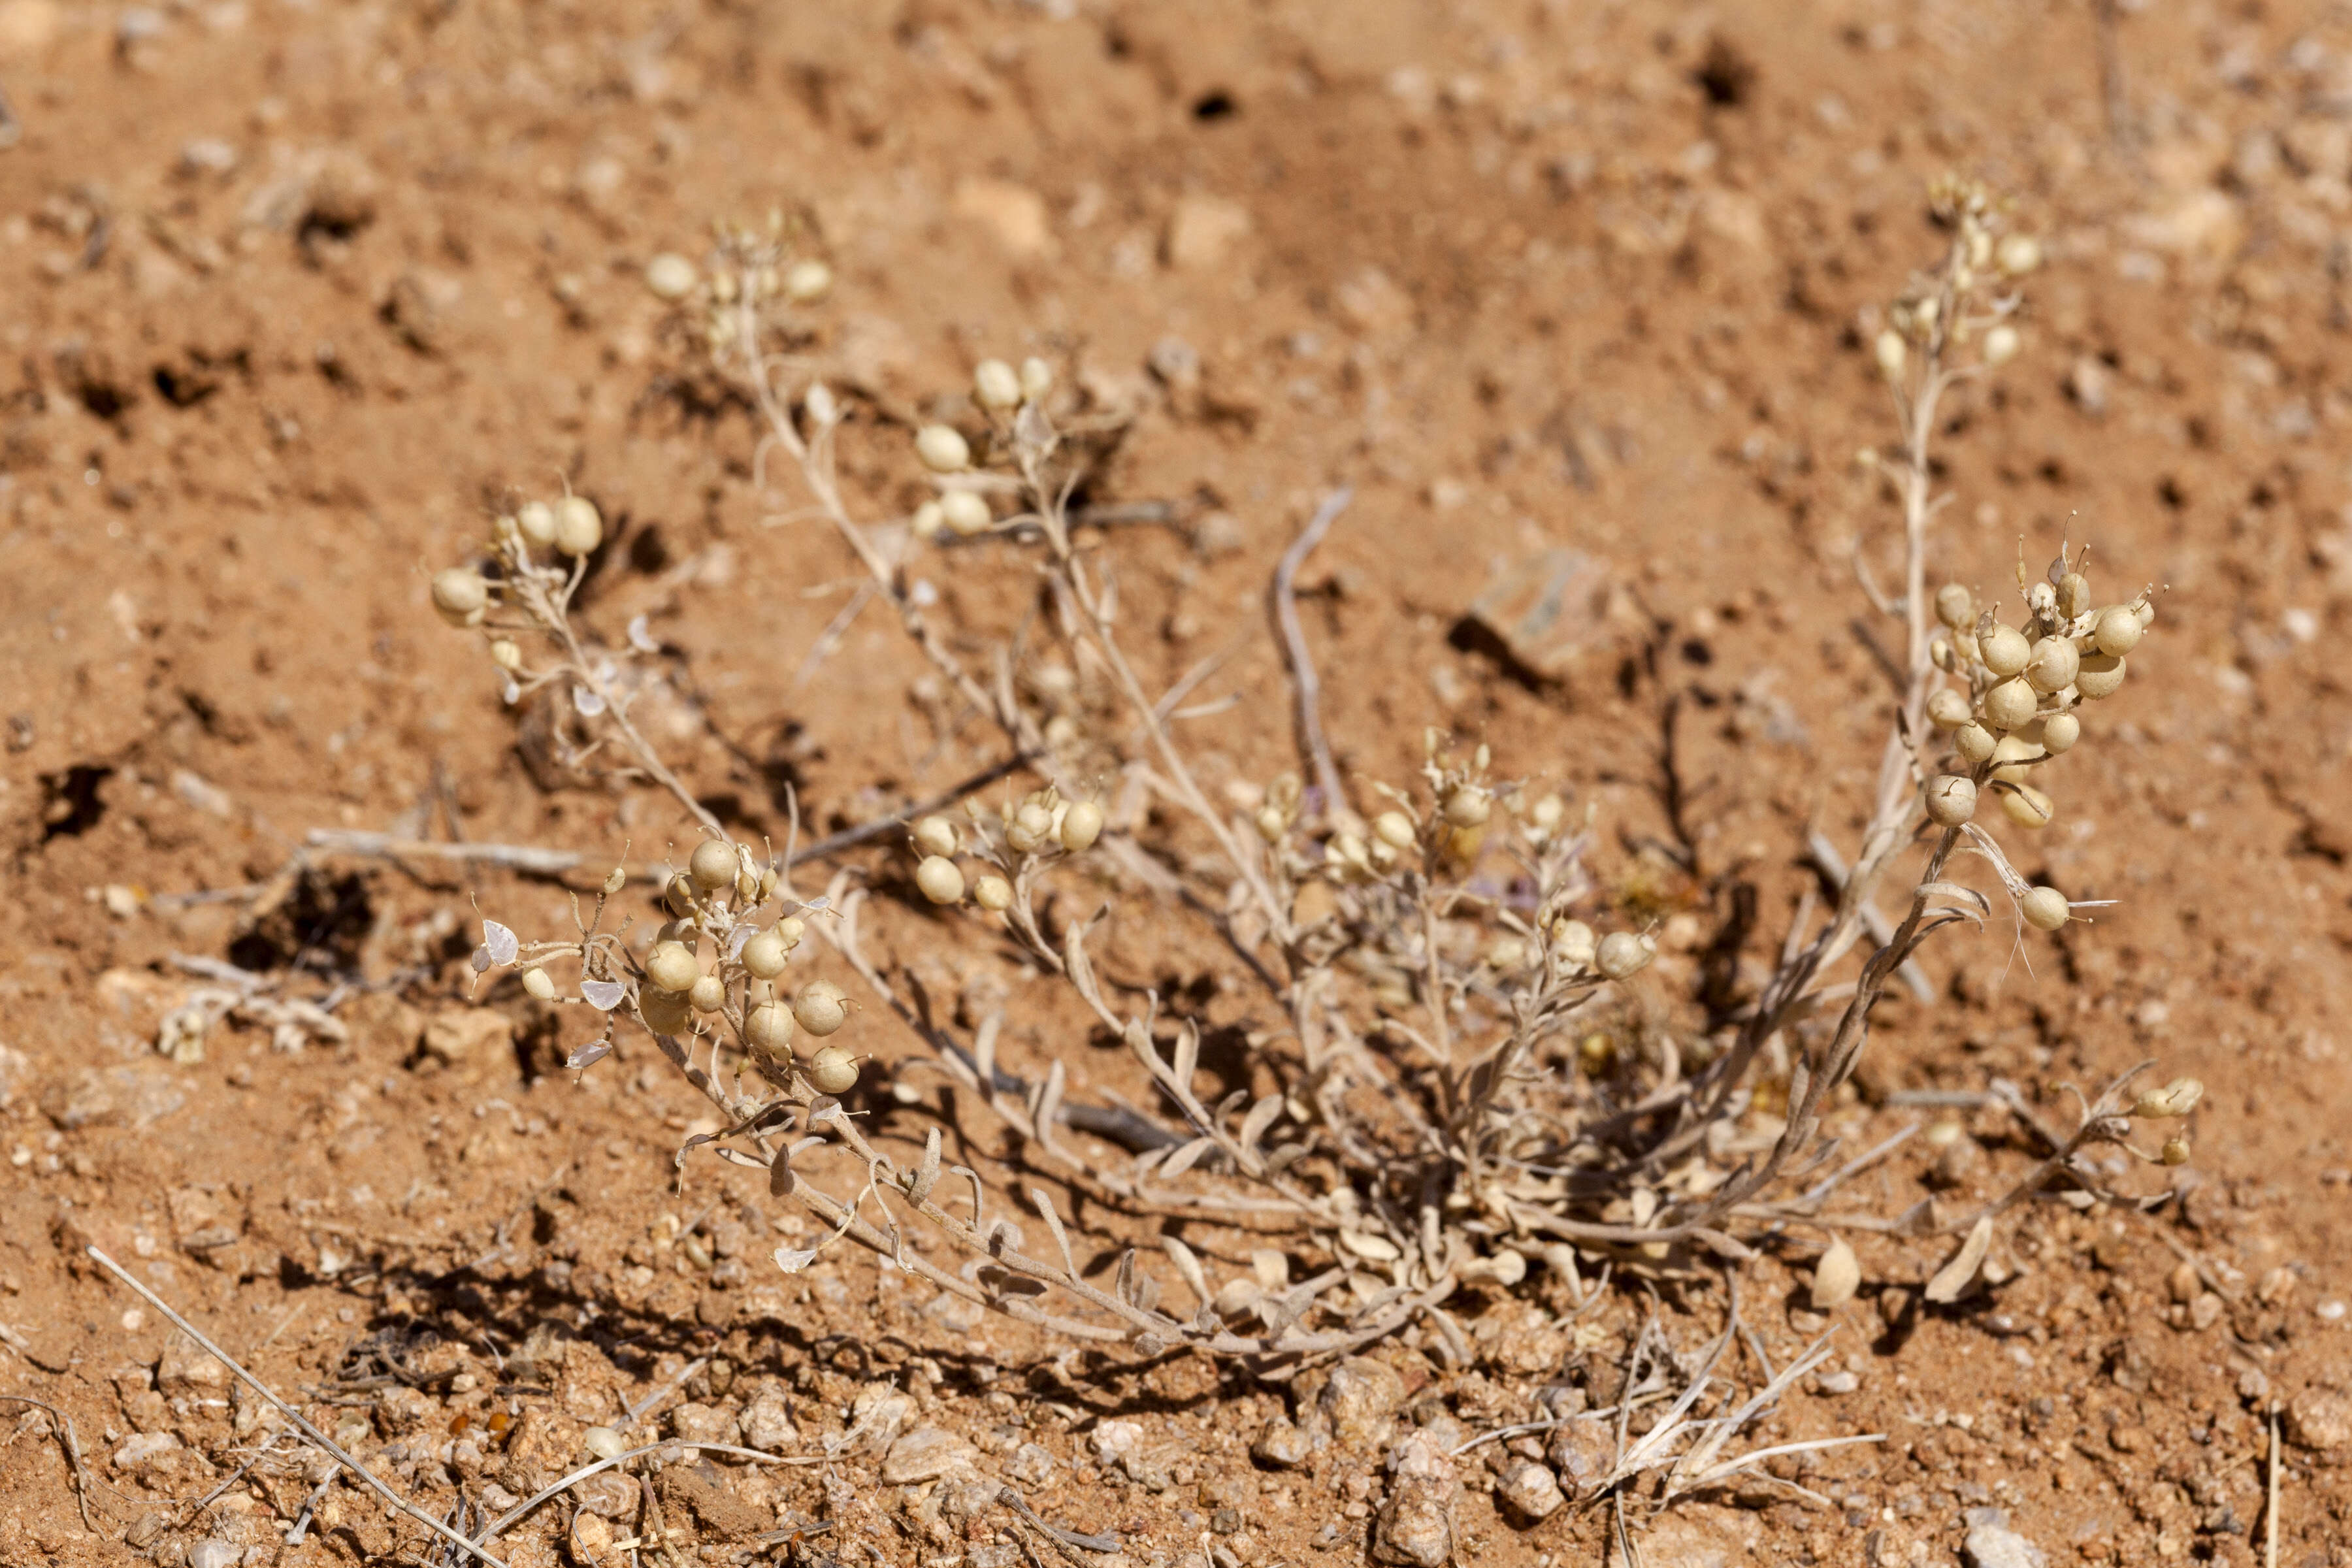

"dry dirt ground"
[6, 1, 2352, 1565]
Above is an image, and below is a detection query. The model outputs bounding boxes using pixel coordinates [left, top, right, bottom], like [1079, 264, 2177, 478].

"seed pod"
[2041, 712, 2080, 754]
[973, 359, 1022, 411]
[2025, 636, 2080, 695]
[914, 855, 965, 905]
[1934, 583, 1974, 630]
[521, 967, 556, 1001]
[1254, 804, 1288, 845]
[1874, 329, 1906, 377]
[1443, 786, 1491, 828]
[1060, 800, 1105, 853]
[1811, 1237, 1861, 1309]
[2019, 885, 2069, 930]
[2074, 653, 2126, 700]
[602, 865, 627, 896]
[583, 1426, 628, 1462]
[940, 489, 992, 535]
[2133, 599, 2155, 629]
[2001, 783, 2054, 829]
[1595, 931, 1654, 981]
[745, 1000, 796, 1060]
[808, 1045, 859, 1095]
[431, 569, 489, 628]
[1019, 357, 1054, 400]
[773, 916, 805, 949]
[664, 874, 698, 917]
[640, 986, 693, 1034]
[2057, 572, 2091, 620]
[517, 500, 559, 549]
[783, 259, 832, 301]
[1997, 233, 2042, 276]
[2160, 1135, 2191, 1167]
[1372, 811, 1418, 850]
[792, 980, 848, 1037]
[1983, 323, 2020, 367]
[1006, 801, 1056, 855]
[1923, 775, 1977, 826]
[1930, 638, 1957, 672]
[1953, 722, 1997, 763]
[910, 500, 946, 540]
[2132, 1077, 2204, 1119]
[973, 874, 1013, 912]
[914, 425, 971, 473]
[645, 940, 700, 994]
[1550, 918, 1597, 970]
[689, 839, 740, 894]
[553, 496, 603, 557]
[1927, 689, 1972, 730]
[2091, 605, 2143, 657]
[1982, 677, 2038, 732]
[736, 862, 761, 903]
[742, 929, 791, 979]
[1989, 734, 2038, 785]
[645, 253, 698, 301]
[1979, 625, 2032, 679]
[689, 973, 726, 1013]
[804, 383, 838, 425]
[909, 815, 958, 859]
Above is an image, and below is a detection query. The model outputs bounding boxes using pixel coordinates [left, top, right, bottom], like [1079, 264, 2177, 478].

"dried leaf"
[580, 979, 625, 1011]
[481, 920, 519, 966]
[1029, 1188, 1081, 1282]
[1156, 1136, 1218, 1181]
[1239, 1094, 1284, 1154]
[1160, 1235, 1210, 1308]
[1924, 1216, 1993, 1304]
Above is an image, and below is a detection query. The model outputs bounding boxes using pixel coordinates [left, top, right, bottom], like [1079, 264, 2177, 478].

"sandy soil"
[5, 1, 2352, 1565]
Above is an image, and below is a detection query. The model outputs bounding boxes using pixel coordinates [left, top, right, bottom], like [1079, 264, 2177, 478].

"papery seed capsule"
[914, 855, 964, 905]
[911, 500, 947, 540]
[1373, 810, 1418, 849]
[911, 816, 958, 859]
[517, 500, 559, 549]
[1983, 323, 2020, 367]
[973, 359, 1022, 411]
[1927, 689, 1973, 730]
[1989, 734, 2038, 783]
[2057, 572, 2091, 620]
[1550, 918, 1597, 969]
[1930, 638, 1957, 673]
[2132, 1077, 2204, 1119]
[774, 915, 806, 949]
[742, 929, 791, 979]
[522, 967, 556, 1001]
[489, 638, 523, 671]
[554, 495, 603, 557]
[2091, 605, 2143, 657]
[1934, 583, 1974, 630]
[792, 980, 848, 1037]
[1019, 357, 1054, 400]
[2133, 599, 2155, 629]
[664, 874, 698, 917]
[1484, 936, 1529, 970]
[745, 999, 796, 1059]
[2019, 885, 2070, 931]
[1006, 802, 1055, 855]
[808, 1045, 859, 1095]
[689, 973, 726, 1013]
[915, 425, 971, 473]
[431, 569, 490, 628]
[1996, 233, 2042, 276]
[2001, 784, 2055, 829]
[1059, 800, 1104, 853]
[1953, 722, 1997, 763]
[2042, 712, 2080, 754]
[1979, 625, 2031, 679]
[1983, 677, 2038, 732]
[645, 252, 698, 301]
[2074, 652, 2126, 700]
[1595, 932, 1654, 980]
[783, 259, 832, 302]
[939, 489, 992, 536]
[1874, 329, 1907, 377]
[2161, 1135, 2191, 1167]
[973, 874, 1013, 912]
[1924, 775, 1978, 826]
[1254, 805, 1288, 845]
[645, 940, 700, 994]
[1811, 1237, 1861, 1309]
[736, 863, 760, 903]
[2025, 636, 2080, 695]
[640, 986, 693, 1034]
[689, 838, 740, 893]
[583, 1426, 627, 1462]
[1443, 787, 1491, 828]
[603, 865, 627, 896]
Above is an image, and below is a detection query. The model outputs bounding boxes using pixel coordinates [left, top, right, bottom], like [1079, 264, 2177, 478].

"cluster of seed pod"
[903, 356, 1060, 542]
[640, 214, 834, 355]
[906, 788, 1105, 914]
[1920, 544, 2155, 932]
[431, 493, 604, 625]
[1871, 177, 2039, 385]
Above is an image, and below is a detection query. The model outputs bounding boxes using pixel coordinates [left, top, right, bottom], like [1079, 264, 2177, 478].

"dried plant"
[414, 180, 2185, 1390]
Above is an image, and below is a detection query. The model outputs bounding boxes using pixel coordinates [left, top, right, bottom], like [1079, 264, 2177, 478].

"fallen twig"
[0, 1394, 101, 1530]
[473, 1440, 819, 1546]
[1272, 487, 1352, 819]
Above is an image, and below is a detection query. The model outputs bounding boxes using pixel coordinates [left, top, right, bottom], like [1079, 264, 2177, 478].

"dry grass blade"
[474, 1441, 821, 1547]
[0, 1394, 102, 1531]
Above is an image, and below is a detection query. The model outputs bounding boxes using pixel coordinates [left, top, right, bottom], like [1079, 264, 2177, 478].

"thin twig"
[301, 832, 583, 875]
[785, 751, 1036, 866]
[84, 1248, 512, 1568]
[1272, 487, 1352, 819]
[474, 1441, 819, 1546]
[623, 1356, 709, 1424]
[2266, 1401, 2281, 1568]
[0, 1395, 100, 1530]
[1805, 831, 1932, 1002]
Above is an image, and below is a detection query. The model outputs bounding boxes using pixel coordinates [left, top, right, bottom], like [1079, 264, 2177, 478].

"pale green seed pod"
[911, 500, 947, 540]
[1923, 775, 1977, 826]
[2161, 1135, 2191, 1167]
[583, 1426, 628, 1462]
[973, 874, 1013, 912]
[940, 489, 992, 536]
[1927, 689, 1973, 730]
[2001, 784, 2054, 830]
[745, 1000, 796, 1060]
[1983, 323, 2020, 367]
[2075, 653, 2126, 700]
[602, 865, 627, 896]
[783, 259, 832, 301]
[2132, 1077, 2203, 1119]
[689, 973, 726, 1013]
[431, 569, 489, 628]
[1019, 357, 1054, 400]
[1874, 329, 1906, 378]
[689, 838, 740, 894]
[2041, 712, 2080, 755]
[645, 940, 700, 994]
[664, 874, 698, 917]
[1810, 1237, 1861, 1310]
[773, 916, 806, 949]
[1989, 734, 2038, 785]
[1997, 233, 2042, 276]
[792, 980, 848, 1037]
[489, 638, 523, 672]
[1549, 918, 1596, 969]
[1979, 625, 2032, 679]
[915, 425, 971, 473]
[1934, 583, 1974, 631]
[645, 253, 698, 301]
[2025, 636, 2079, 695]
[2091, 606, 2144, 657]
[2019, 885, 2069, 931]
[2057, 572, 2091, 621]
[973, 359, 1022, 411]
[1443, 787, 1491, 828]
[640, 985, 693, 1034]
[1006, 802, 1055, 855]
[1059, 800, 1104, 853]
[1595, 932, 1654, 981]
[1982, 677, 2038, 732]
[554, 495, 602, 557]
[808, 1045, 859, 1095]
[742, 929, 791, 980]
[915, 855, 965, 905]
[517, 500, 559, 549]
[1372, 810, 1418, 849]
[521, 967, 556, 1001]
[911, 816, 959, 858]
[1953, 722, 1997, 764]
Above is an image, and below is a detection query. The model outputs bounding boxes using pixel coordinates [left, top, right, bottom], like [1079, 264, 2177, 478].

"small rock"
[157, 1331, 225, 1397]
[883, 1426, 980, 1485]
[40, 1064, 186, 1129]
[1963, 1511, 2048, 1568]
[570, 1511, 615, 1563]
[1164, 194, 1250, 270]
[740, 1384, 798, 1452]
[668, 1401, 740, 1450]
[2285, 1391, 2352, 1452]
[1250, 1416, 1312, 1469]
[2190, 1292, 2225, 1331]
[1320, 1357, 1406, 1447]
[1493, 1460, 1565, 1522]
[1815, 1369, 1859, 1396]
[1009, 1441, 1058, 1487]
[1091, 1418, 1145, 1464]
[1546, 1414, 1614, 1499]
[112, 1431, 180, 1471]
[1373, 1430, 1456, 1567]
[421, 1007, 511, 1065]
[849, 1382, 915, 1451]
[953, 178, 1051, 257]
[923, 1290, 985, 1333]
[188, 1541, 239, 1568]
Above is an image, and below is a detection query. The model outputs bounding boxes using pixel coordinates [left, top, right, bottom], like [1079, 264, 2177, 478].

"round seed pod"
[489, 638, 523, 671]
[792, 980, 849, 1037]
[1927, 689, 1973, 730]
[2074, 653, 2126, 700]
[973, 874, 1013, 912]
[1254, 804, 1288, 845]
[1982, 677, 2038, 732]
[1929, 638, 1957, 673]
[431, 569, 489, 628]
[1979, 625, 2032, 679]
[1019, 357, 1054, 400]
[603, 865, 628, 896]
[910, 500, 947, 540]
[2091, 606, 2143, 657]
[773, 916, 806, 950]
[1989, 734, 2038, 784]
[664, 874, 698, 917]
[2025, 636, 2080, 695]
[914, 425, 971, 474]
[1874, 329, 1906, 377]
[2057, 572, 2091, 621]
[783, 259, 832, 302]
[973, 359, 1022, 412]
[1953, 722, 1997, 764]
[1060, 800, 1104, 853]
[1372, 811, 1418, 850]
[1443, 787, 1491, 828]
[689, 973, 726, 1013]
[1549, 918, 1597, 970]
[1983, 323, 2020, 367]
[742, 928, 791, 980]
[2132, 1077, 2203, 1119]
[914, 855, 964, 905]
[1595, 931, 1654, 981]
[745, 1000, 796, 1060]
[645, 253, 698, 301]
[2001, 784, 2055, 829]
[1810, 1237, 1861, 1310]
[640, 986, 693, 1034]
[517, 500, 559, 549]
[808, 1045, 859, 1096]
[939, 489, 992, 536]
[1934, 583, 1974, 630]
[1997, 233, 2042, 276]
[521, 967, 556, 1001]
[911, 816, 958, 859]
[2041, 712, 2080, 755]
[645, 940, 700, 994]
[689, 838, 740, 894]
[583, 1426, 627, 1462]
[2133, 599, 2155, 629]
[2160, 1135, 2191, 1167]
[1006, 801, 1055, 855]
[1923, 775, 1977, 826]
[2018, 885, 2069, 931]
[553, 496, 603, 557]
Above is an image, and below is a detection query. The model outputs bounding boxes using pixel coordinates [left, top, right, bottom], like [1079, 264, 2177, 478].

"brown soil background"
[5, 1, 2352, 1565]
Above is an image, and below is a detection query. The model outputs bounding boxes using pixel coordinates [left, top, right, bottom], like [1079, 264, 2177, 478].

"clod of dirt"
[39, 1062, 186, 1130]
[158, 1331, 226, 1397]
[1963, 1509, 2049, 1568]
[1250, 1416, 1311, 1468]
[2285, 1390, 2352, 1452]
[669, 1401, 740, 1450]
[1493, 1458, 1565, 1522]
[421, 1007, 512, 1066]
[1319, 1356, 1406, 1447]
[654, 1461, 766, 1541]
[882, 1426, 981, 1484]
[1375, 1428, 1456, 1567]
[740, 1382, 798, 1450]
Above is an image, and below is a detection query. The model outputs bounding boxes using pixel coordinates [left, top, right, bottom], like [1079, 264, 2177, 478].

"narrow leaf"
[1029, 1187, 1081, 1283]
[1924, 1215, 1994, 1304]
[1156, 1136, 1219, 1181]
[1239, 1094, 1284, 1154]
[1160, 1235, 1210, 1309]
